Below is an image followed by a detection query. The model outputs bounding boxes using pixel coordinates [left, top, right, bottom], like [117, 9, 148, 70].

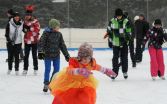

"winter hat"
[7, 9, 14, 16]
[78, 42, 93, 59]
[134, 15, 139, 21]
[115, 8, 123, 16]
[49, 19, 60, 29]
[25, 5, 34, 16]
[123, 11, 128, 17]
[13, 12, 20, 17]
[154, 19, 162, 25]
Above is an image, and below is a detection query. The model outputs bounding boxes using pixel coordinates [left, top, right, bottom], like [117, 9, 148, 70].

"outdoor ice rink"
[0, 49, 167, 104]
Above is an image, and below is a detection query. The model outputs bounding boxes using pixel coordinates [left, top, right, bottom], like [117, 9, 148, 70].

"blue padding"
[1, 48, 167, 51]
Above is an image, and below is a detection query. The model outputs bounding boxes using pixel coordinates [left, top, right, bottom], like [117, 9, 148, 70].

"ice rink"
[0, 49, 167, 104]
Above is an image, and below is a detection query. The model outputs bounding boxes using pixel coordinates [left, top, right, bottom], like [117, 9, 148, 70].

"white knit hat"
[134, 15, 139, 21]
[78, 42, 93, 59]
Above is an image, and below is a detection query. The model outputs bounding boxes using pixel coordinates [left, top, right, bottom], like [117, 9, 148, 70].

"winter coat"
[107, 17, 132, 47]
[38, 27, 69, 59]
[23, 18, 40, 44]
[146, 27, 167, 49]
[5, 18, 23, 45]
[135, 19, 149, 39]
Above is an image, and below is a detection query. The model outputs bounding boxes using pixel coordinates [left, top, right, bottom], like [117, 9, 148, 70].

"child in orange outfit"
[49, 42, 117, 104]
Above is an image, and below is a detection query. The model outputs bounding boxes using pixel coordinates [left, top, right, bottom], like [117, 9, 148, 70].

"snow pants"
[148, 46, 165, 77]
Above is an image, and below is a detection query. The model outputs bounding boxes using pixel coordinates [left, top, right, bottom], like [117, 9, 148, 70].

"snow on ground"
[0, 50, 167, 104]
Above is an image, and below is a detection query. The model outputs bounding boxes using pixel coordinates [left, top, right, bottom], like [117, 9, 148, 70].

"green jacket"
[107, 17, 132, 47]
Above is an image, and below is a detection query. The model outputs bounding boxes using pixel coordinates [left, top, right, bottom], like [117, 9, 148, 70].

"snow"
[0, 50, 167, 104]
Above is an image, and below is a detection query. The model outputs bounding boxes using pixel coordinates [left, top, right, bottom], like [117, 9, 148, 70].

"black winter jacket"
[146, 27, 167, 49]
[135, 19, 149, 39]
[38, 27, 70, 59]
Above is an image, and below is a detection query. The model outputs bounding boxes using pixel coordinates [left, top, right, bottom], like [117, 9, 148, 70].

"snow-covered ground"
[0, 50, 167, 104]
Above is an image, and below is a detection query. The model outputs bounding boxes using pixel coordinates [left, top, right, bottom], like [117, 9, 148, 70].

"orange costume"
[49, 57, 101, 104]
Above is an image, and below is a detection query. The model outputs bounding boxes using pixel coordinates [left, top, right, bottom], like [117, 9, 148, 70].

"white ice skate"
[160, 76, 165, 80]
[152, 77, 156, 81]
[34, 70, 38, 76]
[15, 71, 19, 76]
[7, 70, 12, 75]
[22, 70, 27, 76]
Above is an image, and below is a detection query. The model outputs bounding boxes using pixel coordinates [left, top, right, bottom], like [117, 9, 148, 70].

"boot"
[43, 84, 49, 92]
[123, 72, 128, 79]
[132, 62, 136, 67]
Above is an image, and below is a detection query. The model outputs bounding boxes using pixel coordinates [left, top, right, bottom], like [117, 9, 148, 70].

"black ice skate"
[43, 84, 49, 92]
[123, 73, 128, 79]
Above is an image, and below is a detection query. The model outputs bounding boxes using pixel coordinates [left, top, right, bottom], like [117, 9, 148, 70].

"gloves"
[73, 68, 93, 78]
[38, 52, 45, 60]
[65, 55, 70, 62]
[100, 67, 117, 78]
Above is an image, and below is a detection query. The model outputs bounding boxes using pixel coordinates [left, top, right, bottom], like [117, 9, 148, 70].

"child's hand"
[105, 68, 117, 77]
[76, 68, 93, 78]
[100, 67, 117, 78]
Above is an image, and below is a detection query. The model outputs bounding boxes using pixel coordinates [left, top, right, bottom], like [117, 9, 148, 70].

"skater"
[105, 8, 132, 79]
[145, 19, 167, 80]
[5, 12, 23, 75]
[38, 19, 70, 92]
[5, 9, 24, 63]
[5, 9, 15, 62]
[135, 14, 149, 63]
[23, 5, 40, 75]
[49, 42, 117, 104]
[123, 11, 136, 67]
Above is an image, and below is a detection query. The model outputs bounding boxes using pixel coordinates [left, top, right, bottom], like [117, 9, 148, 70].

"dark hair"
[7, 9, 14, 16]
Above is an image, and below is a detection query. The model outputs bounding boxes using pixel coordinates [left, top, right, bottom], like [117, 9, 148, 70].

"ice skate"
[7, 70, 12, 75]
[34, 70, 38, 76]
[43, 84, 49, 92]
[15, 71, 19, 76]
[160, 76, 165, 80]
[22, 70, 27, 76]
[123, 72, 128, 79]
[152, 77, 156, 81]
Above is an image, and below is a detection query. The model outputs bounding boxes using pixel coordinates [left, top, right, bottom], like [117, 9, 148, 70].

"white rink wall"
[0, 28, 108, 48]
[0, 28, 167, 49]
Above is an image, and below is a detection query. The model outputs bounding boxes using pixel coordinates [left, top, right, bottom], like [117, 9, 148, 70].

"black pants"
[24, 43, 38, 70]
[8, 43, 22, 71]
[6, 43, 24, 60]
[129, 39, 136, 63]
[112, 44, 128, 74]
[135, 38, 144, 62]
[20, 48, 24, 59]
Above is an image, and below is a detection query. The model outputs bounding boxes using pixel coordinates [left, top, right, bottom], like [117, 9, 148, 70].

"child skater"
[49, 42, 117, 104]
[38, 19, 70, 92]
[146, 19, 167, 80]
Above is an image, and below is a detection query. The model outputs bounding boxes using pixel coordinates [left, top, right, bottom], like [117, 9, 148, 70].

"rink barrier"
[1, 48, 167, 51]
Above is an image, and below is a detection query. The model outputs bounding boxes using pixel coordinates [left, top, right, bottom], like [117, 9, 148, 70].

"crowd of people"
[104, 8, 167, 81]
[4, 6, 167, 104]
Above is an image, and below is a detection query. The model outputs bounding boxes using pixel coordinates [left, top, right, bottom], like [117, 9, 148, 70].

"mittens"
[74, 68, 92, 78]
[100, 67, 117, 78]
